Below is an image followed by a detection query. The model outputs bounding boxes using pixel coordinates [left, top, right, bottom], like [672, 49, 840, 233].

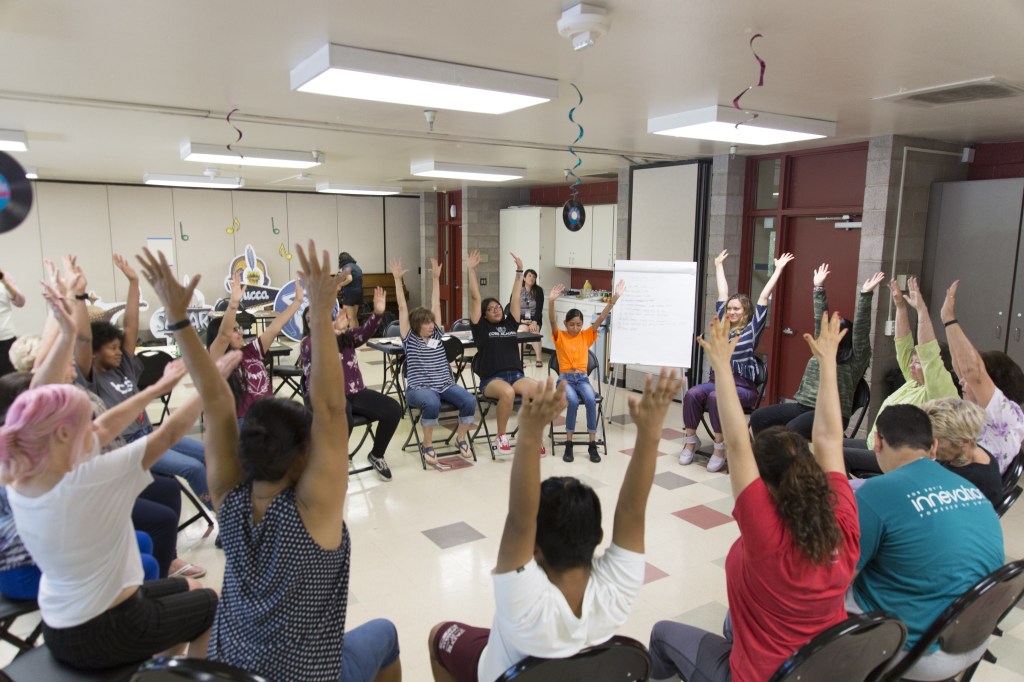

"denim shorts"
[480, 369, 525, 391]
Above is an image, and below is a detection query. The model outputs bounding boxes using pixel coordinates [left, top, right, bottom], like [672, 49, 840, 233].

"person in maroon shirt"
[649, 312, 860, 682]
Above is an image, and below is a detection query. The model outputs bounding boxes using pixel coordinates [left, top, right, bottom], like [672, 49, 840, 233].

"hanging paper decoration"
[271, 216, 280, 234]
[563, 82, 586, 232]
[731, 33, 765, 130]
[226, 108, 243, 158]
[278, 242, 293, 260]
[178, 221, 190, 241]
[226, 216, 241, 235]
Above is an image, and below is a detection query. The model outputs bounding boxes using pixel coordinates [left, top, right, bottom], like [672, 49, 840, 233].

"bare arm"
[467, 250, 483, 324]
[66, 256, 93, 376]
[209, 272, 244, 360]
[891, 279, 911, 341]
[429, 258, 443, 324]
[757, 252, 795, 307]
[906, 277, 936, 346]
[31, 285, 76, 387]
[96, 360, 187, 448]
[508, 252, 524, 321]
[714, 250, 729, 302]
[389, 258, 410, 338]
[806, 312, 847, 474]
[141, 392, 204, 470]
[612, 369, 683, 553]
[495, 378, 566, 573]
[258, 277, 303, 351]
[0, 271, 25, 308]
[113, 254, 140, 354]
[592, 280, 625, 329]
[547, 284, 563, 335]
[697, 319, 757, 498]
[136, 249, 242, 510]
[941, 280, 996, 407]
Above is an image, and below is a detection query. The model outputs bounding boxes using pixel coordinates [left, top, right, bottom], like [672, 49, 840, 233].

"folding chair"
[0, 596, 42, 655]
[470, 353, 521, 459]
[0, 643, 137, 681]
[695, 354, 769, 459]
[995, 450, 1022, 517]
[131, 657, 269, 680]
[177, 480, 214, 535]
[401, 337, 477, 469]
[547, 350, 608, 457]
[844, 378, 871, 439]
[449, 320, 474, 387]
[346, 413, 378, 477]
[271, 359, 304, 400]
[136, 350, 174, 426]
[768, 612, 906, 682]
[495, 635, 650, 682]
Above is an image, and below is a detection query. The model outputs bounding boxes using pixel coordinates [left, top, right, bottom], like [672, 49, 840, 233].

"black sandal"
[455, 438, 473, 461]
[422, 446, 450, 470]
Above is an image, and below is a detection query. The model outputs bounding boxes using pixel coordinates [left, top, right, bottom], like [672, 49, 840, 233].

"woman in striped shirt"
[679, 250, 794, 472]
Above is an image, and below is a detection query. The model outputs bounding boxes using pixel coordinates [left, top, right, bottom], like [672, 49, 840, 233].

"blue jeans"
[148, 434, 211, 509]
[560, 372, 598, 434]
[406, 385, 477, 427]
[340, 618, 400, 681]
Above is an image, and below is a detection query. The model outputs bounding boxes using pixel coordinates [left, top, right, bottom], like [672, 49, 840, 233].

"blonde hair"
[921, 398, 985, 454]
[8, 336, 42, 373]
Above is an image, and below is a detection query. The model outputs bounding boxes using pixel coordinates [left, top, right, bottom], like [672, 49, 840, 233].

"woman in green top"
[750, 265, 884, 439]
[843, 276, 960, 475]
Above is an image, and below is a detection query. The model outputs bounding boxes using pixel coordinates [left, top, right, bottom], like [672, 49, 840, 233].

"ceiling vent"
[581, 170, 620, 179]
[874, 76, 1024, 107]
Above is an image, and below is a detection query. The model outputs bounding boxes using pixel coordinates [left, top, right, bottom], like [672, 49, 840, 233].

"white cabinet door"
[554, 208, 593, 268]
[500, 207, 542, 298]
[590, 204, 616, 271]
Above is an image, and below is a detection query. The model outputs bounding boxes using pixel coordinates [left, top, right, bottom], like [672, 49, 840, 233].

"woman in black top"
[921, 397, 1003, 505]
[515, 269, 544, 367]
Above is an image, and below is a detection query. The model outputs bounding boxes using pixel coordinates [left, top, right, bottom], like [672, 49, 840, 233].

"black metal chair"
[470, 353, 521, 458]
[450, 318, 472, 333]
[0, 644, 137, 681]
[695, 354, 768, 458]
[547, 350, 608, 457]
[494, 635, 650, 682]
[845, 377, 872, 439]
[346, 412, 378, 477]
[879, 560, 1024, 681]
[130, 657, 268, 681]
[136, 350, 174, 426]
[271, 358, 304, 400]
[767, 612, 906, 682]
[995, 450, 1023, 517]
[0, 596, 42, 655]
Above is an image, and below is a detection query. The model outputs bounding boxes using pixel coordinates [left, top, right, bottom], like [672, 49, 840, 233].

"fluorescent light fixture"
[23, 167, 38, 180]
[0, 130, 27, 152]
[316, 183, 402, 196]
[181, 143, 323, 169]
[648, 105, 835, 145]
[143, 173, 244, 189]
[411, 161, 524, 182]
[290, 44, 558, 114]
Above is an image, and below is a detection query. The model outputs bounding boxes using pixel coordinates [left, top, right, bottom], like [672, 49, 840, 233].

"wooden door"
[769, 216, 862, 400]
[437, 191, 462, 327]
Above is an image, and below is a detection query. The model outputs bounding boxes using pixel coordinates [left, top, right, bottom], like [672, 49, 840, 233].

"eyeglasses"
[486, 304, 503, 312]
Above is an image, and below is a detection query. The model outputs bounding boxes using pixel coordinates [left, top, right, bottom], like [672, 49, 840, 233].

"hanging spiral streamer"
[565, 83, 585, 198]
[731, 34, 766, 131]
[226, 108, 244, 159]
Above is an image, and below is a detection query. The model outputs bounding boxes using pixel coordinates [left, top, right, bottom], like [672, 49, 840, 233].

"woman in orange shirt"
[547, 281, 624, 463]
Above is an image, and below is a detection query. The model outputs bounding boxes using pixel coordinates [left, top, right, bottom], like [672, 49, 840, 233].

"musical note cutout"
[278, 243, 293, 260]
[271, 216, 280, 234]
[226, 216, 241, 235]
[179, 221, 189, 241]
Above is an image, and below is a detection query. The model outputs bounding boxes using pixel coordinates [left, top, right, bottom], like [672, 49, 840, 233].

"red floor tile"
[672, 505, 734, 529]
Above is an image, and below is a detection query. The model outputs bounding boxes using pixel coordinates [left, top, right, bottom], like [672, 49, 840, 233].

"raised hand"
[906, 276, 925, 310]
[613, 279, 626, 298]
[510, 252, 524, 271]
[889, 278, 906, 308]
[153, 358, 188, 394]
[628, 369, 684, 432]
[136, 249, 198, 321]
[373, 286, 386, 315]
[215, 349, 244, 378]
[388, 257, 408, 280]
[430, 257, 443, 279]
[466, 250, 481, 271]
[44, 259, 68, 296]
[813, 263, 830, 286]
[517, 376, 567, 435]
[228, 270, 246, 305]
[804, 311, 848, 362]
[113, 253, 138, 282]
[549, 283, 566, 301]
[292, 276, 304, 305]
[294, 241, 339, 313]
[696, 317, 739, 373]
[63, 255, 87, 297]
[861, 271, 886, 293]
[41, 282, 74, 334]
[775, 252, 795, 270]
[940, 280, 959, 324]
[714, 250, 729, 267]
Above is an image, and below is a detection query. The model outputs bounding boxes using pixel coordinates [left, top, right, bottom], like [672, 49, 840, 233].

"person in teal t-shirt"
[849, 404, 1004, 681]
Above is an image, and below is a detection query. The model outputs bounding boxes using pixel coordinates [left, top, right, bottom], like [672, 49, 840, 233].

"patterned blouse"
[300, 313, 382, 398]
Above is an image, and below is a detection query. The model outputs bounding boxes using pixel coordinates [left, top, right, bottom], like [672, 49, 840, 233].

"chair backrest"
[995, 485, 1022, 518]
[385, 320, 402, 338]
[135, 350, 174, 392]
[442, 336, 465, 364]
[845, 378, 872, 438]
[767, 612, 906, 682]
[130, 656, 270, 681]
[1002, 450, 1023, 493]
[881, 560, 1024, 681]
[494, 635, 651, 682]
[451, 318, 472, 333]
[750, 354, 769, 410]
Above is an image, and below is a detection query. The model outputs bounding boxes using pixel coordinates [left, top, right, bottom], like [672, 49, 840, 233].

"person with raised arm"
[207, 269, 304, 420]
[391, 257, 476, 468]
[0, 264, 26, 376]
[547, 279, 624, 463]
[429, 369, 682, 682]
[940, 280, 1024, 474]
[650, 311, 859, 682]
[137, 242, 401, 682]
[468, 250, 542, 455]
[679, 249, 794, 472]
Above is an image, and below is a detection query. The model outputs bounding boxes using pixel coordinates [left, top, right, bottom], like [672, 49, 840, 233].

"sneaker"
[368, 454, 393, 481]
[497, 433, 512, 455]
[588, 443, 601, 463]
[539, 444, 547, 456]
[563, 443, 574, 462]
[707, 444, 728, 473]
[678, 436, 701, 465]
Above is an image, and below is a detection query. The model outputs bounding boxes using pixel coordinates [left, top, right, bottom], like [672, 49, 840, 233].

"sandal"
[535, 360, 543, 367]
[455, 438, 473, 461]
[421, 446, 451, 471]
[679, 435, 701, 465]
[169, 560, 207, 579]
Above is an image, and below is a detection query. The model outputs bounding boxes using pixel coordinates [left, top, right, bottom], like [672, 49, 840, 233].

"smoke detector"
[557, 3, 610, 51]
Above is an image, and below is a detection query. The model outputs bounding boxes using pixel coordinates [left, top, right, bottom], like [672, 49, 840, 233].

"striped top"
[717, 300, 768, 383]
[403, 327, 453, 391]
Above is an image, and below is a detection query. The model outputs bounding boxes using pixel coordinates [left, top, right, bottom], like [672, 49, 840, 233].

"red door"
[436, 191, 462, 327]
[767, 216, 862, 400]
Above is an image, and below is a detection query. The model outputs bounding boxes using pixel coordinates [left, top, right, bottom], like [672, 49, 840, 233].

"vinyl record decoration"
[563, 198, 586, 232]
[0, 152, 33, 234]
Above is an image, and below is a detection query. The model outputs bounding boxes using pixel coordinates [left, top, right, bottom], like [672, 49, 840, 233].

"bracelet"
[943, 318, 959, 328]
[165, 318, 192, 331]
[515, 269, 524, 273]
[74, 293, 89, 301]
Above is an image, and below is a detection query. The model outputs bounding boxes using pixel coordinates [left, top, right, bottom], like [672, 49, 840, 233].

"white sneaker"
[678, 436, 701, 465]
[707, 444, 728, 473]
[497, 433, 512, 454]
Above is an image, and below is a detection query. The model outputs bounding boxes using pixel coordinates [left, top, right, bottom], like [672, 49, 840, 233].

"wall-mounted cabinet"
[554, 204, 616, 270]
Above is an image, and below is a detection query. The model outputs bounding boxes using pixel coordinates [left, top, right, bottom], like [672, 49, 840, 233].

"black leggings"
[749, 402, 850, 440]
[132, 474, 181, 578]
[346, 389, 403, 458]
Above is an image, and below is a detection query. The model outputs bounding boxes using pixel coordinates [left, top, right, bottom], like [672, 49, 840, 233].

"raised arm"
[941, 281, 996, 407]
[32, 284, 76, 387]
[466, 249, 483, 324]
[805, 312, 847, 474]
[547, 284, 563, 335]
[714, 249, 730, 302]
[697, 319, 756, 499]
[612, 369, 683, 553]
[906, 276, 936, 346]
[854, 272, 885, 360]
[811, 264, 830, 336]
[592, 279, 625, 329]
[495, 377, 567, 573]
[389, 258, 410, 338]
[66, 256, 93, 376]
[258, 276, 303, 351]
[757, 252, 795, 307]
[113, 254, 140, 354]
[293, 242, 349, 545]
[507, 252, 524, 321]
[429, 258, 443, 324]
[136, 248, 242, 510]
[94, 360, 187, 448]
[0, 269, 25, 308]
[210, 272, 245, 359]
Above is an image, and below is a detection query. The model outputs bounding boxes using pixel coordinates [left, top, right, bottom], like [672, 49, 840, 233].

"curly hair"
[753, 427, 843, 566]
[982, 351, 1024, 404]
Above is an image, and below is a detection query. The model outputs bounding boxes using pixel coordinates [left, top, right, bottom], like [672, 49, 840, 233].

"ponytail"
[0, 385, 93, 485]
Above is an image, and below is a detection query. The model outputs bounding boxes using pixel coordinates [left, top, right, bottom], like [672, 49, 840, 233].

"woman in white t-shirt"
[0, 321, 226, 669]
[0, 267, 26, 376]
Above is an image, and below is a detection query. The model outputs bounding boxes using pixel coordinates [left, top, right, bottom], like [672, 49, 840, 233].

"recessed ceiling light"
[316, 183, 402, 196]
[290, 44, 558, 114]
[411, 161, 525, 182]
[182, 143, 323, 169]
[143, 173, 244, 189]
[0, 130, 28, 152]
[648, 106, 835, 145]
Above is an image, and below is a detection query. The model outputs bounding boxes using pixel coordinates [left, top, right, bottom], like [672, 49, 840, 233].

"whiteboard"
[610, 260, 697, 367]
